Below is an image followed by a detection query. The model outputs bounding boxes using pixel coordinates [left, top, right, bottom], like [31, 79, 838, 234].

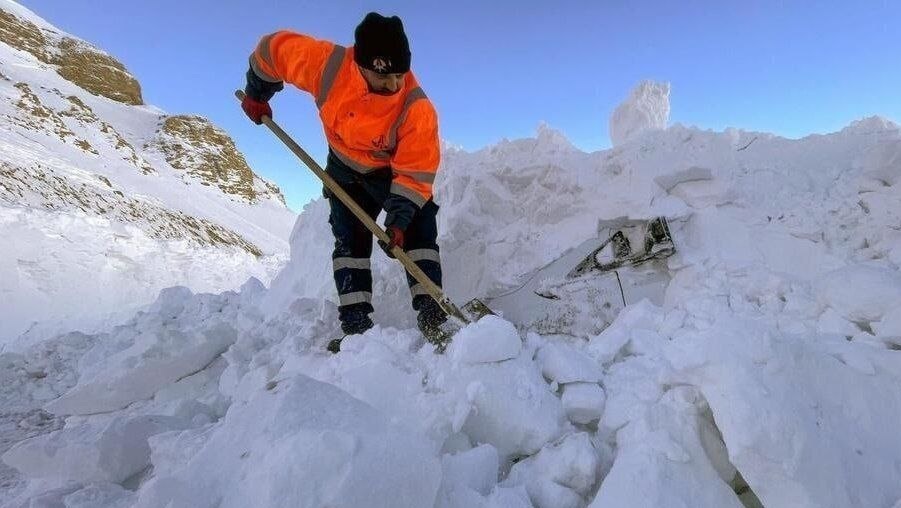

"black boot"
[329, 310, 373, 353]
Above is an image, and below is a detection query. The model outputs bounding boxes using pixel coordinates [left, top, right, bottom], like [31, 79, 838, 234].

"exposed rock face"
[0, 162, 263, 256]
[152, 115, 285, 204]
[0, 8, 143, 105]
[55, 37, 143, 106]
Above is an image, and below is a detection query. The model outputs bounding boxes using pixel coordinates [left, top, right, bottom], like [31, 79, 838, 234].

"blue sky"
[18, 0, 901, 212]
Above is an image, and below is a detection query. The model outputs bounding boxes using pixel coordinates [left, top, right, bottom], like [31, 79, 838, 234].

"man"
[241, 12, 447, 352]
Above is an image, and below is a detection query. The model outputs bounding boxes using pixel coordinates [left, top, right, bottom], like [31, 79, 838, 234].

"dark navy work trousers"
[324, 151, 443, 328]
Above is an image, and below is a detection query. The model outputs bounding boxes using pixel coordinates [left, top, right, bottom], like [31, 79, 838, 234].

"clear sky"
[17, 0, 901, 212]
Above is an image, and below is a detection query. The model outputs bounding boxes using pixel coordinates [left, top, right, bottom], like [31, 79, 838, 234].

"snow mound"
[609, 80, 671, 146]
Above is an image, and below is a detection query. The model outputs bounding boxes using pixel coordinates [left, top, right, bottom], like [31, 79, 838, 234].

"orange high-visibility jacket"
[250, 31, 440, 208]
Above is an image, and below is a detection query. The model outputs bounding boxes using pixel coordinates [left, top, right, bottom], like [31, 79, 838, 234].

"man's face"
[359, 66, 405, 95]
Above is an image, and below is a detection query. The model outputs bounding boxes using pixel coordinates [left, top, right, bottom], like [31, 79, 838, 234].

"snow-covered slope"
[3, 72, 901, 508]
[0, 0, 296, 343]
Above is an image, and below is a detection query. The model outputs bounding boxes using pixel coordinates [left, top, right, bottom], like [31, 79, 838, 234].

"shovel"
[234, 90, 493, 326]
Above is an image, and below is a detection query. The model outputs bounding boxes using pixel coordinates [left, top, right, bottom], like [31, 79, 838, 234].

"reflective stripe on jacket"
[250, 31, 440, 207]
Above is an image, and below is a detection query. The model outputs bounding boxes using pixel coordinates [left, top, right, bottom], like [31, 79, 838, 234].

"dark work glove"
[379, 225, 405, 258]
[241, 95, 272, 124]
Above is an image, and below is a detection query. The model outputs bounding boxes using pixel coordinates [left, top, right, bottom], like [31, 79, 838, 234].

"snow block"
[561, 382, 606, 424]
[654, 165, 714, 192]
[45, 322, 237, 415]
[816, 264, 901, 322]
[448, 315, 521, 364]
[609, 80, 670, 147]
[504, 432, 601, 508]
[587, 299, 662, 365]
[589, 388, 743, 508]
[2, 415, 184, 484]
[536, 342, 603, 384]
[455, 357, 567, 462]
[441, 444, 499, 496]
[133, 374, 441, 508]
[435, 443, 501, 507]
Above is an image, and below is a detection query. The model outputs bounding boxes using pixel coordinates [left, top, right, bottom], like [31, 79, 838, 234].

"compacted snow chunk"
[447, 315, 522, 364]
[561, 382, 606, 425]
[816, 264, 901, 323]
[536, 342, 603, 384]
[609, 80, 670, 146]
[3, 415, 183, 484]
[449, 355, 568, 462]
[44, 288, 239, 415]
[504, 432, 601, 508]
[589, 387, 743, 508]
[435, 444, 501, 507]
[133, 374, 441, 508]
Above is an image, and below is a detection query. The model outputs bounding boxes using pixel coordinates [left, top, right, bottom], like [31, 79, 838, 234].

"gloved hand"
[241, 95, 272, 124]
[380, 225, 405, 258]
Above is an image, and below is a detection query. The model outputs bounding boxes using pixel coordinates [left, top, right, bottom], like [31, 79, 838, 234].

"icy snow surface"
[3, 31, 901, 506]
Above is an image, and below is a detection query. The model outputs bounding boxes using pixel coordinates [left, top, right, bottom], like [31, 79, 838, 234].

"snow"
[452, 352, 569, 462]
[504, 432, 602, 508]
[609, 80, 671, 147]
[447, 315, 522, 364]
[815, 264, 901, 322]
[436, 443, 500, 506]
[560, 383, 606, 425]
[536, 341, 603, 384]
[3, 415, 185, 484]
[0, 10, 295, 345]
[4, 101, 900, 508]
[133, 374, 441, 508]
[3, 4, 901, 506]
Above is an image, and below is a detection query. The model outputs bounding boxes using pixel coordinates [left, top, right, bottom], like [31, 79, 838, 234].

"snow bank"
[609, 80, 671, 146]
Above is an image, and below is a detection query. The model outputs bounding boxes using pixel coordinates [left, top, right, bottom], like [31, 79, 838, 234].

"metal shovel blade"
[461, 298, 495, 322]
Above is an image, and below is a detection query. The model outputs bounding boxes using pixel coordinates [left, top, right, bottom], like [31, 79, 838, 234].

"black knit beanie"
[354, 12, 411, 74]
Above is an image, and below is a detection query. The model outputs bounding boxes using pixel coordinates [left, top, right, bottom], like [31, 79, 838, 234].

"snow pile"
[609, 80, 671, 146]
